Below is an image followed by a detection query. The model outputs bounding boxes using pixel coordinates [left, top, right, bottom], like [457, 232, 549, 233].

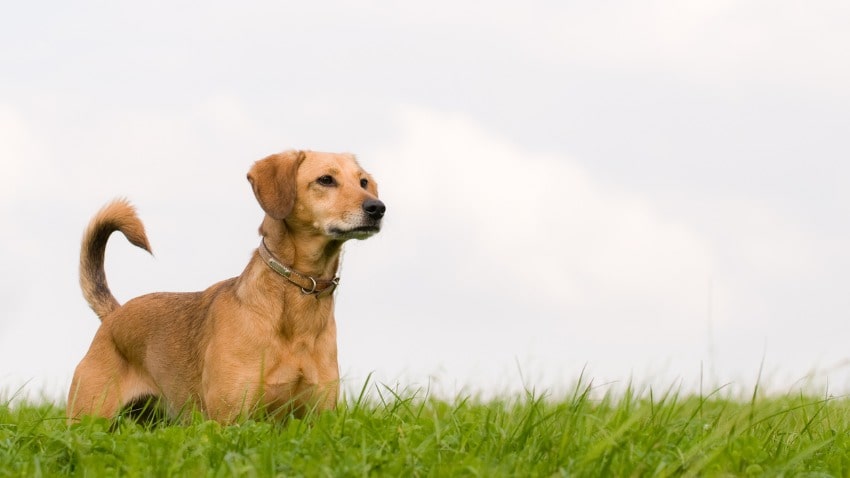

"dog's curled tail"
[80, 199, 152, 320]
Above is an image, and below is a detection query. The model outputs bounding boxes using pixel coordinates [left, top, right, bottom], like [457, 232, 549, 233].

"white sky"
[2, 1, 849, 401]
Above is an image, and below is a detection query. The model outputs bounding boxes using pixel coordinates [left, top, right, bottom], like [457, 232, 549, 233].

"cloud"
[372, 106, 714, 327]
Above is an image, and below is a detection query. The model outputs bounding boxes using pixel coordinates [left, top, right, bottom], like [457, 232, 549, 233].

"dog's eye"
[317, 175, 337, 187]
[360, 178, 369, 189]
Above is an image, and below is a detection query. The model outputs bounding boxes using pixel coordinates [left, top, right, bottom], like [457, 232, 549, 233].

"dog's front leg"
[200, 364, 264, 423]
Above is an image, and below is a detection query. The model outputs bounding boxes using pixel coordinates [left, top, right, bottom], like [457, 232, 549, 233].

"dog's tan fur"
[67, 150, 383, 422]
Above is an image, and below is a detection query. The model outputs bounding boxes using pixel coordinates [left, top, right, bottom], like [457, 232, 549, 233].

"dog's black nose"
[363, 199, 386, 220]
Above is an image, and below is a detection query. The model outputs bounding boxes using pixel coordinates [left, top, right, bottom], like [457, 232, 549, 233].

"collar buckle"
[258, 239, 340, 297]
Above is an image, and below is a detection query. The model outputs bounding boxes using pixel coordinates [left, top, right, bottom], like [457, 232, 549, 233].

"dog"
[67, 150, 385, 422]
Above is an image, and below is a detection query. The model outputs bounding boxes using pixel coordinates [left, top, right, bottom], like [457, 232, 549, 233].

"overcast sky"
[2, 1, 849, 402]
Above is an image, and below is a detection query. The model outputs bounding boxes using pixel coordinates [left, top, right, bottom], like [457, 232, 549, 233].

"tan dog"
[67, 150, 385, 422]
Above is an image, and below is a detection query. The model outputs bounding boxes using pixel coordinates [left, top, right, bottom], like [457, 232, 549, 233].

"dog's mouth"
[328, 224, 381, 240]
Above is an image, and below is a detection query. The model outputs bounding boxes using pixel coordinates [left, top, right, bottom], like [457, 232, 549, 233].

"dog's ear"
[247, 150, 305, 220]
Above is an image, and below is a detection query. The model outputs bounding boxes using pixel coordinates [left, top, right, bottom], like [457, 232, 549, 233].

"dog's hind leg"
[66, 335, 129, 422]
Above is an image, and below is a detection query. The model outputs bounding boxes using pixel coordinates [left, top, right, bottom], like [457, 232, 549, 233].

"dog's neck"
[259, 216, 342, 280]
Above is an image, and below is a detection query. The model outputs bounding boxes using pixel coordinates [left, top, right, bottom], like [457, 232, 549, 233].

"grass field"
[2, 379, 849, 477]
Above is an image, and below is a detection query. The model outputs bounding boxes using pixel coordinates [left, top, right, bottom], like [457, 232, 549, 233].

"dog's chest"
[242, 298, 339, 411]
[267, 333, 332, 381]
[262, 334, 339, 411]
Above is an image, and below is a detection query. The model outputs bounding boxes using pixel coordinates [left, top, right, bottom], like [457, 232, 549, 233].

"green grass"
[2, 380, 850, 477]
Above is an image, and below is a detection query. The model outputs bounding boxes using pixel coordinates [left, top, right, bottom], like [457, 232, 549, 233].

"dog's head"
[248, 150, 385, 240]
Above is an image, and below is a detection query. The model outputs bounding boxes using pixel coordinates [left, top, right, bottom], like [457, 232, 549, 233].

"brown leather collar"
[257, 239, 340, 297]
